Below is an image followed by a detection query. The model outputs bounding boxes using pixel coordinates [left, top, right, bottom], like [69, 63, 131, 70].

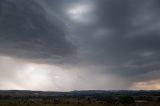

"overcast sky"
[0, 0, 160, 91]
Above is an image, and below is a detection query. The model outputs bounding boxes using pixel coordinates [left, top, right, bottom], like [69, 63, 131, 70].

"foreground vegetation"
[0, 90, 160, 106]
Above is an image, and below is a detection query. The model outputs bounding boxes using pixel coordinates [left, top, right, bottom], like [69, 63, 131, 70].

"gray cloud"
[62, 0, 160, 84]
[0, 0, 160, 90]
[0, 0, 75, 63]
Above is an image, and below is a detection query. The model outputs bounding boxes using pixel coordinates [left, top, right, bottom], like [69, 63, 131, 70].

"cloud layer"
[0, 0, 160, 90]
[0, 0, 75, 63]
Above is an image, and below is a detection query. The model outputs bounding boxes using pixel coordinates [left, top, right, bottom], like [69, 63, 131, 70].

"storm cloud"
[0, 0, 160, 90]
[0, 0, 75, 63]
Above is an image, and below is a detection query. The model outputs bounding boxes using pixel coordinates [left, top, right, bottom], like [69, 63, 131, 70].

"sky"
[0, 0, 160, 91]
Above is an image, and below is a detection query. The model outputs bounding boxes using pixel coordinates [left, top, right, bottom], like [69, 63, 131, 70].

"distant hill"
[0, 90, 159, 98]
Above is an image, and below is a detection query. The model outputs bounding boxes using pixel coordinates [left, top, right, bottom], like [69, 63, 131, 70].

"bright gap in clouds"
[18, 64, 51, 90]
[66, 2, 94, 23]
[130, 79, 160, 90]
[0, 56, 79, 91]
[0, 56, 128, 91]
[16, 63, 78, 91]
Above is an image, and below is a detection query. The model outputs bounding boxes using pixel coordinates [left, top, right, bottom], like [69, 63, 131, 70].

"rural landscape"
[0, 0, 160, 106]
[0, 90, 159, 106]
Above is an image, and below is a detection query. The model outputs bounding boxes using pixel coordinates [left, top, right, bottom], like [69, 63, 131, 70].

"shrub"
[119, 96, 135, 105]
[157, 97, 160, 103]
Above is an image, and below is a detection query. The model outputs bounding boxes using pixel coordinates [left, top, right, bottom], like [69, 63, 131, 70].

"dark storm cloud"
[0, 0, 160, 90]
[0, 0, 75, 62]
[59, 0, 160, 83]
